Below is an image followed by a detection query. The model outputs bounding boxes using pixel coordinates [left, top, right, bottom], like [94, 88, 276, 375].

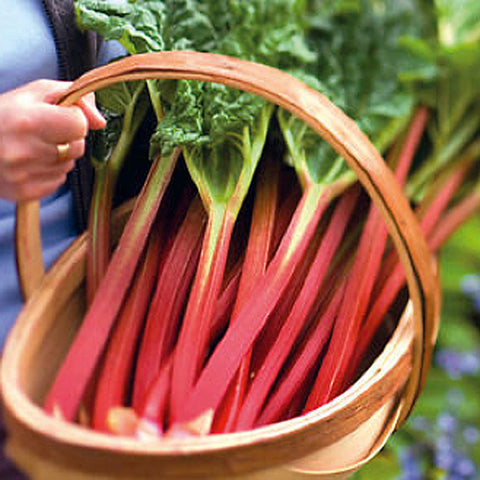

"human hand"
[0, 79, 106, 201]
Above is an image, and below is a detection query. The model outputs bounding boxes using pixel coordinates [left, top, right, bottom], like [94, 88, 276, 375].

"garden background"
[354, 215, 480, 480]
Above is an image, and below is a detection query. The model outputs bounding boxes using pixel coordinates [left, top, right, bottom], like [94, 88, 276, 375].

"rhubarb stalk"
[92, 224, 163, 431]
[212, 157, 279, 433]
[87, 81, 149, 303]
[171, 174, 350, 426]
[169, 104, 274, 419]
[235, 187, 358, 430]
[44, 149, 180, 421]
[132, 196, 206, 409]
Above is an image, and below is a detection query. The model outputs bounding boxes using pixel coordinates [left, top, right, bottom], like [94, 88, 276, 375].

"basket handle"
[15, 50, 440, 423]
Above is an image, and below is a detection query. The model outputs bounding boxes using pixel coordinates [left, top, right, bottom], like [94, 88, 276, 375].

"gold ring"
[56, 143, 70, 162]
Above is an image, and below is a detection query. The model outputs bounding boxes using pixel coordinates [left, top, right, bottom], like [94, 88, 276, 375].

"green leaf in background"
[75, 0, 219, 53]
[437, 218, 480, 351]
[402, 0, 480, 199]
[303, 0, 428, 144]
[75, 0, 167, 53]
[435, 0, 480, 46]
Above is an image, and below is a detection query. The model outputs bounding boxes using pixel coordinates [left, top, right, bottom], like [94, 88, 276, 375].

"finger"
[1, 156, 75, 183]
[15, 174, 70, 202]
[0, 168, 71, 202]
[34, 103, 89, 144]
[0, 136, 59, 167]
[33, 81, 106, 130]
[5, 138, 85, 167]
[77, 94, 107, 130]
[30, 160, 75, 179]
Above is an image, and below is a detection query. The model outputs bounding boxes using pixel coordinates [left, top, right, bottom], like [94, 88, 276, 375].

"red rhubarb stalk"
[169, 107, 275, 419]
[136, 355, 174, 436]
[92, 225, 163, 431]
[235, 187, 358, 430]
[137, 260, 245, 433]
[428, 190, 480, 250]
[347, 165, 471, 383]
[247, 187, 326, 376]
[392, 106, 430, 185]
[87, 83, 148, 303]
[43, 149, 180, 421]
[212, 158, 279, 433]
[87, 167, 111, 304]
[302, 192, 391, 410]
[132, 196, 206, 409]
[301, 109, 430, 404]
[209, 261, 242, 343]
[172, 177, 350, 425]
[169, 202, 238, 417]
[256, 280, 346, 427]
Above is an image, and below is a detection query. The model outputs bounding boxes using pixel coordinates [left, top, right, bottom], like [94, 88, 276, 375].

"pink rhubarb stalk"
[169, 201, 238, 418]
[92, 225, 163, 431]
[302, 188, 393, 410]
[212, 158, 279, 433]
[256, 280, 346, 427]
[87, 83, 148, 303]
[303, 108, 430, 408]
[347, 165, 470, 383]
[132, 196, 206, 409]
[43, 149, 180, 421]
[235, 187, 358, 430]
[171, 177, 350, 426]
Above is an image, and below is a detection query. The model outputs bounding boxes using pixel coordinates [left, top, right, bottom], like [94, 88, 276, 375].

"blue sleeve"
[97, 39, 128, 66]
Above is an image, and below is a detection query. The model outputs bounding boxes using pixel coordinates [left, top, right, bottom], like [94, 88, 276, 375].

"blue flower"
[454, 455, 477, 477]
[437, 412, 458, 433]
[462, 426, 479, 445]
[398, 448, 423, 480]
[435, 349, 480, 378]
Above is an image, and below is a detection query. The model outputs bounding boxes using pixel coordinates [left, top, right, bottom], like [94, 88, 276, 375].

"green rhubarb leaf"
[95, 80, 147, 115]
[150, 80, 205, 159]
[75, 0, 217, 54]
[75, 0, 167, 53]
[90, 110, 122, 168]
[90, 81, 149, 168]
[278, 0, 428, 186]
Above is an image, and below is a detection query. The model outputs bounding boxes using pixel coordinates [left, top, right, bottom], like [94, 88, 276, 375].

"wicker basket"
[1, 52, 440, 480]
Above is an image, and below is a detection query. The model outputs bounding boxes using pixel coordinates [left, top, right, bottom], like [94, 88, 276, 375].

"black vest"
[42, 0, 100, 231]
[43, 1, 152, 229]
